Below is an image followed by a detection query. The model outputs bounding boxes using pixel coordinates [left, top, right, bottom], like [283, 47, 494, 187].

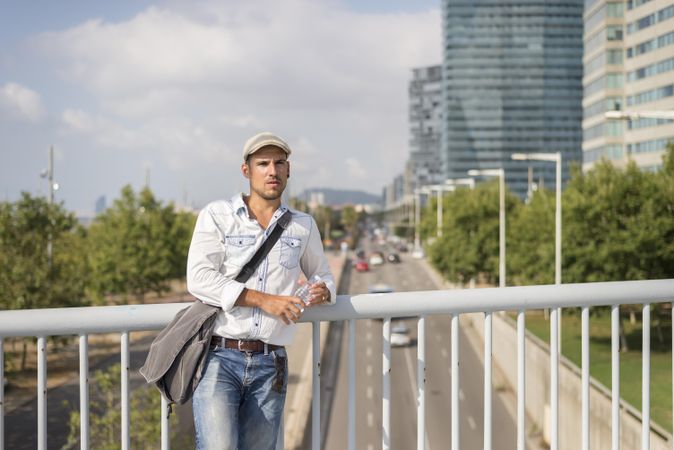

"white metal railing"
[1, 279, 673, 450]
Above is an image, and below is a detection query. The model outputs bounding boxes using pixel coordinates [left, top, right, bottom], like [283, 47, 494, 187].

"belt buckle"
[237, 340, 244, 352]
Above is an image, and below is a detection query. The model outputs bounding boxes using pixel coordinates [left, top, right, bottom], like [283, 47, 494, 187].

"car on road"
[354, 259, 369, 272]
[386, 253, 401, 264]
[411, 248, 425, 259]
[390, 321, 412, 347]
[368, 283, 394, 294]
[369, 251, 385, 266]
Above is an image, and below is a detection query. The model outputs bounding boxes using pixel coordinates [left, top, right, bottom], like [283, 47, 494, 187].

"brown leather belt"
[210, 336, 283, 353]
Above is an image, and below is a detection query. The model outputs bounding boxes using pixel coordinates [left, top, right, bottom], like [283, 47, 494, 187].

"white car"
[369, 254, 384, 266]
[390, 322, 411, 347]
[411, 248, 425, 259]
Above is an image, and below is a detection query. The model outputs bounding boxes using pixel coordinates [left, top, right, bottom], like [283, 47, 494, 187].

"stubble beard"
[252, 183, 285, 201]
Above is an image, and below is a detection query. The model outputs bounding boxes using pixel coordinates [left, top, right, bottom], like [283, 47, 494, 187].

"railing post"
[37, 336, 47, 450]
[418, 316, 426, 450]
[0, 337, 4, 450]
[517, 310, 525, 450]
[581, 306, 590, 450]
[79, 334, 89, 450]
[382, 318, 391, 450]
[642, 304, 650, 450]
[550, 308, 558, 450]
[121, 332, 130, 450]
[451, 314, 460, 450]
[312, 321, 321, 450]
[161, 395, 170, 450]
[348, 319, 356, 450]
[484, 312, 492, 450]
[611, 305, 620, 450]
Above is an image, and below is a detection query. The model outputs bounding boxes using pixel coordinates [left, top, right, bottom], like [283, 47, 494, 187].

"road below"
[322, 239, 530, 450]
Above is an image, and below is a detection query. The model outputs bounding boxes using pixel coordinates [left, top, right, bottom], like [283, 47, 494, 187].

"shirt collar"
[232, 193, 289, 221]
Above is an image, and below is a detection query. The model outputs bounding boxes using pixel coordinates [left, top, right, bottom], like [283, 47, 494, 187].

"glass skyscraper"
[441, 0, 584, 196]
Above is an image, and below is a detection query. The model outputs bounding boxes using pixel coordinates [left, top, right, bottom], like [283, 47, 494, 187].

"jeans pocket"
[280, 236, 301, 269]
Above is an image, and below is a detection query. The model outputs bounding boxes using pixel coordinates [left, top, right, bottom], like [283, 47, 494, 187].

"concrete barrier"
[465, 312, 672, 450]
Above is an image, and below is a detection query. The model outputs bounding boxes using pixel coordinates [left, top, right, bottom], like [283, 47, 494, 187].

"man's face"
[242, 146, 290, 201]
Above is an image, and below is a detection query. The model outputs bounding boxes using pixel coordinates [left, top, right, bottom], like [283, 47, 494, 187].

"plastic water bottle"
[294, 275, 322, 305]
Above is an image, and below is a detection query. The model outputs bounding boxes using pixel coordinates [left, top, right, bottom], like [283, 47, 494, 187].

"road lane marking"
[468, 415, 476, 430]
[441, 348, 448, 358]
[366, 347, 372, 357]
[367, 386, 373, 399]
[367, 320, 372, 328]
[367, 412, 374, 428]
[366, 364, 372, 376]
[459, 389, 465, 401]
[366, 331, 372, 341]
[435, 334, 441, 342]
[367, 445, 374, 450]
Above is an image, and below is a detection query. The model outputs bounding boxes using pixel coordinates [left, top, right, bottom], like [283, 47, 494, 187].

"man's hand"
[235, 288, 305, 325]
[260, 295, 306, 325]
[307, 281, 331, 305]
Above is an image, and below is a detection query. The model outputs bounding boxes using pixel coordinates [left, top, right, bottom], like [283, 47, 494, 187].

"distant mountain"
[298, 188, 382, 206]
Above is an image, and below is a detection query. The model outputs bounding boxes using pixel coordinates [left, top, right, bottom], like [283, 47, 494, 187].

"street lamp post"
[511, 152, 562, 286]
[40, 146, 59, 268]
[414, 189, 422, 251]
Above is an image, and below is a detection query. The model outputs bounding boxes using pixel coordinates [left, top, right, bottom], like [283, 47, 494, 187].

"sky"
[0, 0, 441, 214]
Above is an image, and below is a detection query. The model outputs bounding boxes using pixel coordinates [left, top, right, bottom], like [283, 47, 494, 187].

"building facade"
[441, 0, 584, 197]
[583, 0, 674, 171]
[405, 65, 444, 197]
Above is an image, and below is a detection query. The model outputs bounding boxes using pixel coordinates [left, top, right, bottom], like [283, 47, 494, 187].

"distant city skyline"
[0, 0, 441, 213]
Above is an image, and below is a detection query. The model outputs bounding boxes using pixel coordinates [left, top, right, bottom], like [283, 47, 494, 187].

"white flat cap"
[243, 132, 292, 161]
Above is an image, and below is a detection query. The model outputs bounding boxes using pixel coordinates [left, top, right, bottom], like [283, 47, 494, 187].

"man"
[186, 131, 336, 450]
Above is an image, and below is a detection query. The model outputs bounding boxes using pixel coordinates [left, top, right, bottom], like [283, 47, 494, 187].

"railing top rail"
[1, 279, 673, 337]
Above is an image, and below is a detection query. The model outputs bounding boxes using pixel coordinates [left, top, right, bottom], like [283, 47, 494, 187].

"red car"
[354, 259, 369, 272]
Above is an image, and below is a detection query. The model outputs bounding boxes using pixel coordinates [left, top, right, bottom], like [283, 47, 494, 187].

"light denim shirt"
[186, 193, 336, 346]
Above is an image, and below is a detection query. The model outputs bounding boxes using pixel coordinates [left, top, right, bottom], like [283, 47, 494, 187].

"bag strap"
[235, 210, 293, 283]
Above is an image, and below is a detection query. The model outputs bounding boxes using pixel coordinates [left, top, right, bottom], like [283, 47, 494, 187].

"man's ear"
[241, 162, 250, 179]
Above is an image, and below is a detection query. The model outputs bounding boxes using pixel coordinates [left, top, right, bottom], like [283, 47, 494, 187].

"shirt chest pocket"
[224, 235, 256, 267]
[280, 236, 302, 269]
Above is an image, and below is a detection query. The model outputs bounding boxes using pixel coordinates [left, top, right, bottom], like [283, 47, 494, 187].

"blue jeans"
[192, 346, 288, 450]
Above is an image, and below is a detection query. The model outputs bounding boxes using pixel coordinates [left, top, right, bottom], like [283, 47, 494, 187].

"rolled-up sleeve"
[300, 218, 337, 304]
[186, 207, 245, 311]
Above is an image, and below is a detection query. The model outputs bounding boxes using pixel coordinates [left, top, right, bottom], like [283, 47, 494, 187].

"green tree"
[340, 205, 360, 247]
[0, 192, 86, 311]
[508, 189, 556, 285]
[427, 181, 520, 285]
[87, 185, 194, 303]
[563, 160, 670, 283]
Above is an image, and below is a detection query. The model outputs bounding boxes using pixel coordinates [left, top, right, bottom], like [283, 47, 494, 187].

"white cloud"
[16, 0, 441, 208]
[0, 82, 45, 122]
